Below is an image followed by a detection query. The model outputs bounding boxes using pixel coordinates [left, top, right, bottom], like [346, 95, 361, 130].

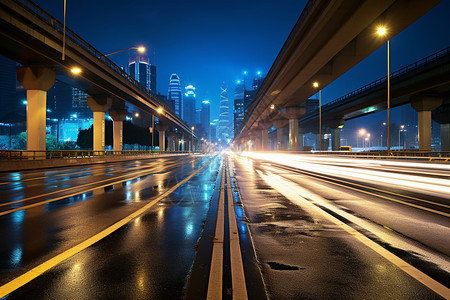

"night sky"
[33, 0, 449, 122]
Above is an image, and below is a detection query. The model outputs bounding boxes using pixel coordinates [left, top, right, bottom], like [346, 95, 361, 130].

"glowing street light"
[399, 125, 405, 149]
[71, 67, 81, 74]
[358, 129, 366, 148]
[313, 82, 322, 151]
[102, 46, 146, 57]
[151, 107, 163, 151]
[377, 26, 391, 155]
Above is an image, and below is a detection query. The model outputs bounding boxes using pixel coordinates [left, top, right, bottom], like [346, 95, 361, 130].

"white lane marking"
[256, 169, 450, 299]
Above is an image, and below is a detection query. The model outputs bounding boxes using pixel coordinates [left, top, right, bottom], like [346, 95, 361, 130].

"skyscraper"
[233, 81, 245, 138]
[128, 56, 156, 93]
[168, 74, 182, 117]
[218, 83, 230, 141]
[201, 100, 211, 140]
[72, 88, 90, 118]
[183, 85, 196, 125]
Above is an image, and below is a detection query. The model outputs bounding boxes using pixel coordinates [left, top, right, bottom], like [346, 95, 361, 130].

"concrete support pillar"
[418, 111, 432, 151]
[254, 135, 262, 151]
[168, 132, 175, 151]
[87, 96, 112, 152]
[273, 119, 289, 151]
[411, 94, 443, 151]
[289, 119, 299, 151]
[16, 66, 56, 157]
[261, 130, 269, 151]
[156, 124, 168, 152]
[331, 128, 341, 151]
[109, 108, 127, 152]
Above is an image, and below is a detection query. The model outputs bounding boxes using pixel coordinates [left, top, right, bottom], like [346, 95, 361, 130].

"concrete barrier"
[0, 153, 191, 173]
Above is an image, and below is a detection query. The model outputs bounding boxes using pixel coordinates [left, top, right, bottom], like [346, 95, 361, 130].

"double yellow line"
[207, 156, 247, 299]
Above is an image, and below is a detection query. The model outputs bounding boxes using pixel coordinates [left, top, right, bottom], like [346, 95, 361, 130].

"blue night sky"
[34, 0, 449, 123]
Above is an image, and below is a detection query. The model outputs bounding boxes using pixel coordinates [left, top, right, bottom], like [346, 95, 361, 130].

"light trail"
[240, 153, 450, 200]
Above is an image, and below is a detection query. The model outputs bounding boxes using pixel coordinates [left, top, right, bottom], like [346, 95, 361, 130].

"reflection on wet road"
[232, 153, 449, 299]
[1, 152, 449, 299]
[0, 154, 221, 298]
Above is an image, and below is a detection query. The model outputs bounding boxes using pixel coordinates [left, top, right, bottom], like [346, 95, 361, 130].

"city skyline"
[25, 0, 450, 125]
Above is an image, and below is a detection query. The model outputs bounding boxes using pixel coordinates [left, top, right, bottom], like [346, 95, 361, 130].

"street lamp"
[151, 107, 163, 152]
[191, 126, 195, 152]
[71, 67, 81, 74]
[358, 129, 366, 148]
[399, 125, 405, 149]
[102, 46, 146, 57]
[377, 26, 391, 155]
[313, 82, 321, 151]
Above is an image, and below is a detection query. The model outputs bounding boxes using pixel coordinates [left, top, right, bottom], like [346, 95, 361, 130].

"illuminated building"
[168, 74, 182, 117]
[183, 85, 196, 125]
[218, 83, 230, 141]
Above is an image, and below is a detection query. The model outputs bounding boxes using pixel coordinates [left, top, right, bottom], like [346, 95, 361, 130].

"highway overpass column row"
[273, 119, 288, 151]
[168, 132, 175, 151]
[331, 128, 340, 151]
[257, 120, 272, 151]
[156, 124, 168, 152]
[411, 94, 443, 151]
[289, 119, 298, 151]
[16, 66, 56, 157]
[109, 108, 127, 152]
[286, 106, 306, 151]
[87, 97, 112, 152]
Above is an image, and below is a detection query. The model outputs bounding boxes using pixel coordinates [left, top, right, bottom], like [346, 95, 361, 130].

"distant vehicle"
[339, 146, 352, 152]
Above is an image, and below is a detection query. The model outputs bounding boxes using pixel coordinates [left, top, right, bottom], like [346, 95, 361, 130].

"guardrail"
[312, 150, 450, 161]
[0, 150, 196, 160]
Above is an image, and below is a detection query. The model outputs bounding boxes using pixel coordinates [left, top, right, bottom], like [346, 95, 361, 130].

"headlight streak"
[242, 153, 450, 199]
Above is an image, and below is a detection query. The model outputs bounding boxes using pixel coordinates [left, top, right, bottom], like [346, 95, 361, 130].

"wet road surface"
[1, 152, 449, 299]
[231, 153, 449, 299]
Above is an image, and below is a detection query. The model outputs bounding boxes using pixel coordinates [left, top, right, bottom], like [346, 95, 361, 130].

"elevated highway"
[0, 0, 194, 154]
[235, 0, 442, 151]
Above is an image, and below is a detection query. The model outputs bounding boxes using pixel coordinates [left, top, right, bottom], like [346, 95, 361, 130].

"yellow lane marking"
[226, 156, 248, 299]
[207, 159, 225, 300]
[257, 170, 450, 299]
[0, 155, 186, 185]
[0, 156, 215, 298]
[0, 158, 198, 214]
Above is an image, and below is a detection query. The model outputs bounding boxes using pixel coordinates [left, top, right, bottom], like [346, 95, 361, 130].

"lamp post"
[358, 129, 366, 149]
[101, 46, 145, 58]
[191, 126, 195, 152]
[152, 107, 163, 152]
[399, 125, 405, 149]
[313, 82, 321, 151]
[377, 27, 390, 155]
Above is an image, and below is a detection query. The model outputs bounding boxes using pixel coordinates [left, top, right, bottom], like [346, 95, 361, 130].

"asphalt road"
[0, 152, 449, 299]
[232, 152, 449, 299]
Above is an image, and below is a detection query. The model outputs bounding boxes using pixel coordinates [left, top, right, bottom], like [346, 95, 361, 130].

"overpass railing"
[0, 150, 194, 160]
[325, 46, 450, 108]
[14, 0, 175, 122]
